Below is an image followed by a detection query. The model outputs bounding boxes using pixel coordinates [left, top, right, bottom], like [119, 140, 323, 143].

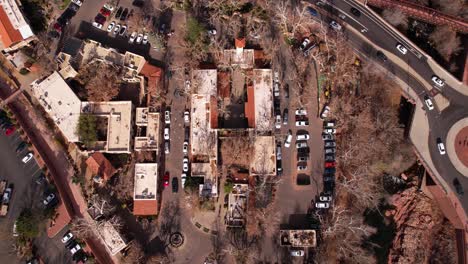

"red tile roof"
[235, 38, 246, 48]
[140, 62, 163, 106]
[245, 85, 255, 128]
[133, 200, 158, 215]
[217, 71, 231, 98]
[86, 153, 116, 181]
[210, 95, 218, 129]
[0, 7, 23, 48]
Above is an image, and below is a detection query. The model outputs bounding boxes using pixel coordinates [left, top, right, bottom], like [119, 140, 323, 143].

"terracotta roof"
[245, 85, 255, 128]
[140, 62, 163, 107]
[0, 7, 23, 48]
[217, 71, 231, 98]
[210, 95, 218, 129]
[86, 153, 116, 181]
[133, 200, 158, 215]
[230, 171, 249, 183]
[235, 38, 246, 48]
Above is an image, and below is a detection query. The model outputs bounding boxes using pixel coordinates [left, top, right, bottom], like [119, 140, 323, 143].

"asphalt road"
[311, 0, 468, 212]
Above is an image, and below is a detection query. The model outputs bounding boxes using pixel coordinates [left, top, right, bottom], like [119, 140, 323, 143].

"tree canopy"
[77, 115, 98, 147]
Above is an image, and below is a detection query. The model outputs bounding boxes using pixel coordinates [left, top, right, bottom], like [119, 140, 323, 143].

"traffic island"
[446, 117, 468, 177]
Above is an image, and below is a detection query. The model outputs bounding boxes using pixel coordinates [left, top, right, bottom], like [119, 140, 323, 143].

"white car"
[71, 0, 82, 6]
[296, 142, 308, 148]
[164, 110, 170, 124]
[208, 29, 217, 35]
[424, 96, 434, 110]
[274, 82, 280, 97]
[43, 193, 56, 206]
[184, 111, 190, 123]
[396, 43, 407, 55]
[103, 4, 114, 11]
[295, 109, 307, 116]
[323, 128, 336, 134]
[296, 121, 309, 127]
[107, 21, 115, 32]
[320, 105, 330, 119]
[129, 32, 137, 43]
[297, 165, 307, 171]
[164, 141, 170, 154]
[315, 202, 329, 209]
[284, 130, 292, 148]
[12, 221, 18, 237]
[136, 34, 143, 44]
[291, 250, 305, 257]
[164, 127, 170, 140]
[181, 173, 187, 187]
[113, 24, 121, 35]
[22, 152, 33, 163]
[296, 134, 310, 141]
[183, 141, 188, 154]
[431, 75, 445, 87]
[274, 71, 279, 83]
[325, 148, 336, 154]
[324, 121, 335, 127]
[183, 157, 189, 172]
[437, 138, 446, 155]
[142, 34, 148, 45]
[299, 38, 310, 50]
[275, 115, 281, 129]
[92, 22, 103, 29]
[330, 20, 342, 31]
[61, 232, 74, 244]
[70, 244, 81, 255]
[319, 195, 332, 202]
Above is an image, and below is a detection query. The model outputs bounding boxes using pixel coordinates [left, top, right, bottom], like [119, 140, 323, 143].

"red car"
[5, 127, 15, 136]
[163, 172, 170, 187]
[100, 7, 111, 17]
[53, 22, 63, 32]
[325, 161, 335, 168]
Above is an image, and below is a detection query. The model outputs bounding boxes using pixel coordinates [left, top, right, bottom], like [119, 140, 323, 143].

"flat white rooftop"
[192, 69, 217, 95]
[223, 48, 255, 69]
[134, 109, 160, 151]
[98, 221, 127, 255]
[253, 69, 273, 132]
[134, 163, 158, 200]
[30, 71, 81, 142]
[191, 94, 217, 157]
[251, 136, 276, 176]
[0, 0, 34, 39]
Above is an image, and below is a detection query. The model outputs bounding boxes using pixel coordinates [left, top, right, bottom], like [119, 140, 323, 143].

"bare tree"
[88, 194, 115, 217]
[382, 8, 408, 28]
[273, 1, 317, 39]
[429, 25, 462, 61]
[77, 61, 123, 101]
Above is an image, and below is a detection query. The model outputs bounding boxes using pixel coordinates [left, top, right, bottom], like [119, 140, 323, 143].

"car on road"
[320, 105, 330, 119]
[324, 141, 336, 148]
[183, 141, 189, 154]
[431, 75, 445, 87]
[376, 51, 388, 62]
[330, 20, 342, 31]
[325, 161, 336, 168]
[296, 121, 309, 127]
[296, 133, 310, 141]
[315, 202, 329, 209]
[436, 138, 446, 155]
[172, 177, 179, 193]
[164, 128, 170, 140]
[299, 38, 310, 50]
[323, 128, 336, 134]
[113, 24, 121, 35]
[181, 173, 187, 188]
[284, 130, 292, 148]
[69, 243, 81, 255]
[164, 110, 170, 124]
[107, 21, 115, 32]
[350, 7, 361, 17]
[43, 193, 57, 206]
[163, 172, 170, 187]
[119, 25, 127, 36]
[322, 134, 334, 141]
[325, 148, 336, 154]
[275, 114, 281, 129]
[183, 157, 189, 172]
[22, 152, 33, 163]
[136, 34, 143, 44]
[120, 8, 129, 21]
[319, 195, 332, 202]
[291, 250, 305, 257]
[164, 141, 170, 154]
[424, 96, 434, 110]
[129, 32, 137, 43]
[276, 143, 282, 160]
[396, 43, 408, 55]
[325, 154, 335, 161]
[115, 7, 123, 19]
[453, 178, 464, 195]
[184, 111, 190, 123]
[62, 232, 74, 244]
[295, 108, 307, 116]
[71, 0, 82, 6]
[296, 142, 308, 149]
[5, 126, 15, 136]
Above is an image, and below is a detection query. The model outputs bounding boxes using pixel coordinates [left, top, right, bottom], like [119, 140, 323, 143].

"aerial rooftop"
[133, 163, 158, 216]
[97, 221, 127, 255]
[280, 229, 317, 248]
[252, 69, 273, 132]
[251, 136, 277, 176]
[0, 0, 34, 48]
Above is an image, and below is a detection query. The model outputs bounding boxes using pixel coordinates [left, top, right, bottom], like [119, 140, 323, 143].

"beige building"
[134, 107, 160, 152]
[133, 163, 158, 216]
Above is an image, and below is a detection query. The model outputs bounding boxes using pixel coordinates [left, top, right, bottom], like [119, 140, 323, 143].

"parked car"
[296, 142, 308, 149]
[69, 243, 82, 255]
[35, 173, 46, 185]
[107, 21, 115, 32]
[296, 121, 309, 127]
[164, 110, 170, 124]
[95, 14, 106, 24]
[325, 148, 336, 154]
[163, 172, 170, 187]
[322, 134, 334, 141]
[436, 137, 446, 155]
[299, 38, 310, 50]
[350, 7, 361, 17]
[100, 7, 111, 17]
[183, 141, 189, 154]
[424, 96, 434, 110]
[297, 147, 310, 154]
[119, 25, 127, 36]
[5, 127, 15, 136]
[323, 128, 336, 134]
[297, 155, 308, 162]
[12, 221, 18, 237]
[164, 128, 170, 140]
[453, 178, 464, 195]
[431, 75, 445, 87]
[115, 7, 123, 19]
[181, 173, 187, 188]
[172, 177, 178, 193]
[296, 133, 310, 141]
[129, 32, 137, 43]
[184, 111, 190, 123]
[142, 34, 148, 44]
[324, 121, 335, 127]
[61, 232, 74, 244]
[183, 157, 189, 172]
[291, 250, 305, 257]
[120, 8, 129, 21]
[22, 152, 33, 163]
[306, 6, 318, 16]
[320, 105, 330, 119]
[274, 82, 280, 97]
[43, 193, 57, 206]
[136, 33, 143, 44]
[275, 114, 281, 129]
[323, 174, 335, 182]
[303, 43, 317, 57]
[297, 164, 307, 171]
[324, 141, 336, 148]
[71, 0, 82, 6]
[376, 50, 388, 62]
[164, 141, 170, 154]
[276, 144, 282, 160]
[315, 202, 329, 209]
[330, 20, 342, 31]
[396, 43, 407, 55]
[284, 130, 292, 148]
[319, 195, 332, 202]
[282, 109, 288, 125]
[295, 108, 307, 116]
[325, 154, 335, 161]
[325, 161, 336, 168]
[277, 160, 283, 176]
[113, 24, 121, 35]
[274, 71, 279, 83]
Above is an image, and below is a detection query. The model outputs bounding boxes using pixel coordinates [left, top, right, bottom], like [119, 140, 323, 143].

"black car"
[323, 174, 335, 182]
[298, 147, 310, 154]
[324, 168, 336, 174]
[453, 178, 464, 195]
[350, 7, 361, 17]
[325, 154, 335, 161]
[115, 7, 123, 19]
[277, 160, 283, 176]
[376, 51, 388, 62]
[324, 181, 335, 194]
[16, 141, 27, 153]
[172, 177, 179, 193]
[283, 108, 289, 124]
[35, 173, 46, 185]
[120, 8, 129, 21]
[284, 84, 289, 99]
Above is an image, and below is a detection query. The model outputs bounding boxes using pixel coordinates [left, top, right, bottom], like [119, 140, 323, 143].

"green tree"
[16, 209, 40, 239]
[185, 17, 206, 45]
[77, 115, 98, 146]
